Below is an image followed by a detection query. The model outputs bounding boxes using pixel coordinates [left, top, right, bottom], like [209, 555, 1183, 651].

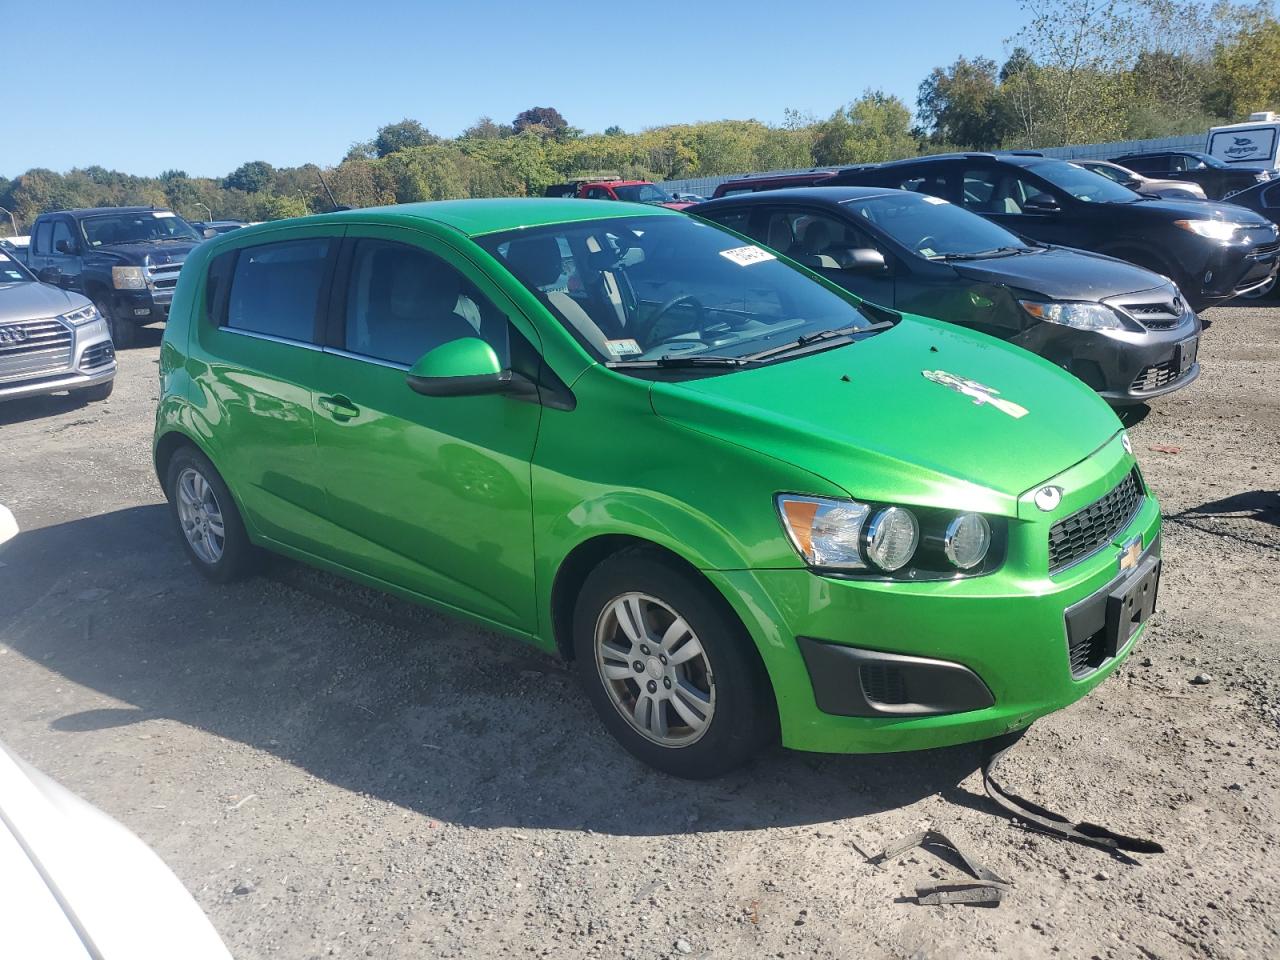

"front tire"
[94, 296, 136, 349]
[165, 446, 257, 583]
[572, 549, 776, 778]
[78, 379, 114, 403]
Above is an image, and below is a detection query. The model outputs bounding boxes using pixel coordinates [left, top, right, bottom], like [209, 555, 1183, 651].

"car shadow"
[1115, 403, 1151, 427]
[1, 506, 986, 836]
[0, 390, 98, 426]
[1177, 490, 1280, 528]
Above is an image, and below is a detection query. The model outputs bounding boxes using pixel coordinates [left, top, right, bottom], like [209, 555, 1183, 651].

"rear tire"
[572, 549, 776, 778]
[165, 445, 258, 583]
[94, 296, 136, 349]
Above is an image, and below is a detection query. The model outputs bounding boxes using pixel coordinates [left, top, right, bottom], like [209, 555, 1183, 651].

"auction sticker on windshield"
[720, 245, 776, 266]
[605, 338, 643, 357]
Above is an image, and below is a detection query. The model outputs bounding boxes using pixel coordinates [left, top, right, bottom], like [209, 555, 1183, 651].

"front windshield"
[614, 184, 674, 204]
[1081, 162, 1124, 183]
[80, 211, 202, 247]
[1191, 152, 1228, 169]
[478, 215, 878, 364]
[0, 250, 34, 283]
[846, 192, 1027, 258]
[1033, 160, 1141, 202]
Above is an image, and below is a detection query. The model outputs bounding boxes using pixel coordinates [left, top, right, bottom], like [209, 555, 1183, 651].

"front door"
[311, 227, 541, 630]
[47, 218, 84, 292]
[960, 166, 1077, 246]
[758, 205, 897, 309]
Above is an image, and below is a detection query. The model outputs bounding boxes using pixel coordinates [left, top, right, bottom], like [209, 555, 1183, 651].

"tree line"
[3, 0, 1279, 234]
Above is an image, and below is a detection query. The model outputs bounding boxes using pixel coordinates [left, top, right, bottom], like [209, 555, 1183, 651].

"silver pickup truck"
[0, 249, 115, 403]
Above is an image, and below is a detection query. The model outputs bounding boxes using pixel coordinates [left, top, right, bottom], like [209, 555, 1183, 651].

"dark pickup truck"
[26, 207, 208, 347]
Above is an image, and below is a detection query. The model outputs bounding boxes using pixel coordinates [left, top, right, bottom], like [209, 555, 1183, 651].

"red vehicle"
[544, 177, 691, 209]
[711, 169, 838, 198]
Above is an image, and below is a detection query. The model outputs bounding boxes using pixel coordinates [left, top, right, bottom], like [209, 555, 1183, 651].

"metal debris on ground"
[867, 829, 1010, 907]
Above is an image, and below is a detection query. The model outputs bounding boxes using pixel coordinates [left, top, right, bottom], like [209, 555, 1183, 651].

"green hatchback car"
[154, 199, 1162, 778]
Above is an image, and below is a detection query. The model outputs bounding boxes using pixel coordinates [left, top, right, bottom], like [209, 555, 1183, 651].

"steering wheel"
[643, 294, 708, 349]
[915, 235, 938, 253]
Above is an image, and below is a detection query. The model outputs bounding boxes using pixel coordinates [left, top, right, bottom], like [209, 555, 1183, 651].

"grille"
[146, 260, 184, 290]
[1252, 239, 1280, 256]
[81, 341, 115, 370]
[1048, 469, 1143, 572]
[1131, 358, 1181, 392]
[0, 318, 73, 383]
[1068, 625, 1107, 677]
[859, 664, 907, 705]
[1109, 289, 1189, 331]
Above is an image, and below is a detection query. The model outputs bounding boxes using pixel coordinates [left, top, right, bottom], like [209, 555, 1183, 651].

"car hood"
[0, 281, 91, 323]
[649, 316, 1121, 515]
[92, 239, 201, 263]
[0, 742, 232, 960]
[1126, 196, 1274, 226]
[950, 246, 1165, 301]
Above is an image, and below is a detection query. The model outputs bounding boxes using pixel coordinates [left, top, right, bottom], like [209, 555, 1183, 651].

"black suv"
[829, 153, 1279, 311]
[26, 207, 208, 347]
[1110, 150, 1270, 200]
[690, 187, 1201, 405]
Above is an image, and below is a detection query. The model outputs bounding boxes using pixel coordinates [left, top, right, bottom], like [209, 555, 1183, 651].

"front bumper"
[111, 287, 171, 324]
[1198, 241, 1279, 300]
[0, 319, 116, 401]
[1018, 314, 1202, 406]
[708, 441, 1163, 754]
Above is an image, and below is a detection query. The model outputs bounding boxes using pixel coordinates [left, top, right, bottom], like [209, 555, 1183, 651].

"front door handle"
[317, 394, 360, 421]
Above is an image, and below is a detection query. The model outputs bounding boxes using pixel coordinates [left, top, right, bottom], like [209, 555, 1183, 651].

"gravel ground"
[0, 304, 1277, 960]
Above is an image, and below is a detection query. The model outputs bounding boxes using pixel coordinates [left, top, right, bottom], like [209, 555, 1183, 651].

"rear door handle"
[317, 394, 360, 421]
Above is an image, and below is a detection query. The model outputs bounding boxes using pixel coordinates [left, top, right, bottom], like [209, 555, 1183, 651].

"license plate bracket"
[1103, 554, 1161, 657]
[1176, 336, 1198, 375]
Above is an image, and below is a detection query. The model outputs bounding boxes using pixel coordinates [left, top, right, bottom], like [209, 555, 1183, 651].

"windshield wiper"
[935, 246, 1028, 261]
[745, 320, 895, 362]
[607, 354, 764, 369]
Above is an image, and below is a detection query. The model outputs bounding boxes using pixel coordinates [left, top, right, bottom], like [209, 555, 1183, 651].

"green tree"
[1205, 9, 1280, 117]
[811, 91, 916, 165]
[513, 106, 569, 138]
[461, 116, 511, 139]
[374, 119, 436, 158]
[223, 160, 275, 193]
[917, 56, 1014, 149]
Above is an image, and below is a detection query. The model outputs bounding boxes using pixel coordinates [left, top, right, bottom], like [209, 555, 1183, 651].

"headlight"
[943, 513, 991, 570]
[863, 506, 919, 572]
[1172, 219, 1250, 241]
[1019, 300, 1125, 331]
[777, 495, 871, 570]
[60, 304, 100, 326]
[112, 266, 146, 289]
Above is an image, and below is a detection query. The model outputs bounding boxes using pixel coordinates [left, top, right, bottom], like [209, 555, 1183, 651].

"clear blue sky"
[3, 0, 1027, 178]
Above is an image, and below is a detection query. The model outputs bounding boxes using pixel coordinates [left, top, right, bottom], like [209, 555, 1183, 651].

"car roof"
[45, 206, 174, 218]
[692, 186, 901, 210]
[836, 152, 1053, 174]
[219, 198, 681, 241]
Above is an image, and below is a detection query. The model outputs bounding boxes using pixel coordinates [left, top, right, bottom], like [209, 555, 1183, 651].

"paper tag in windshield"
[719, 245, 775, 267]
[922, 195, 948, 205]
[605, 338, 642, 357]
[152, 211, 176, 218]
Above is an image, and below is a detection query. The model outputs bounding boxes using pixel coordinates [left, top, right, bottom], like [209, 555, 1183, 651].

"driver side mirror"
[842, 248, 888, 273]
[1022, 195, 1061, 214]
[54, 238, 77, 254]
[202, 228, 217, 239]
[406, 337, 537, 399]
[36, 267, 58, 283]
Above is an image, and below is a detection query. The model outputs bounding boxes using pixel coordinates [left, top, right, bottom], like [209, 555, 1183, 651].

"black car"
[828, 152, 1279, 311]
[25, 207, 207, 347]
[1203, 178, 1280, 297]
[1109, 150, 1271, 200]
[689, 187, 1202, 405]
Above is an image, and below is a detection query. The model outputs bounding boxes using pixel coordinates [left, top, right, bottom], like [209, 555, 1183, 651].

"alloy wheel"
[175, 466, 226, 565]
[594, 592, 716, 747]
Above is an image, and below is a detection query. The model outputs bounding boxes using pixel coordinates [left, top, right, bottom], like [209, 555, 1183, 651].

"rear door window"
[225, 238, 331, 342]
[33, 220, 52, 256]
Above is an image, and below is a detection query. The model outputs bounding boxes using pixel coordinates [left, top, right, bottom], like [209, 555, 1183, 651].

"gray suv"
[0, 248, 115, 403]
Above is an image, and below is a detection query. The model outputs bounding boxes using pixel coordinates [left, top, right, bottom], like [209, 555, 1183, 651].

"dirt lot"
[1, 305, 1277, 960]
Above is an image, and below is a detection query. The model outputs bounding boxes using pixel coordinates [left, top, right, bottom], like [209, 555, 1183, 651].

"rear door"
[192, 226, 340, 554]
[310, 224, 541, 630]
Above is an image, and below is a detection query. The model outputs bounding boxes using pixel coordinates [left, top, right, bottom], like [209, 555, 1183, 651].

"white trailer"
[1207, 112, 1280, 170]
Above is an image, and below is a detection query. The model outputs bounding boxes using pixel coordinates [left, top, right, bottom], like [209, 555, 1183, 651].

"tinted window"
[962, 167, 1059, 213]
[896, 173, 951, 199]
[80, 211, 201, 246]
[1031, 160, 1140, 202]
[343, 240, 508, 367]
[34, 220, 52, 255]
[701, 209, 752, 236]
[749, 208, 884, 268]
[847, 192, 1027, 258]
[586, 187, 611, 200]
[225, 239, 331, 342]
[51, 220, 75, 252]
[1121, 155, 1166, 174]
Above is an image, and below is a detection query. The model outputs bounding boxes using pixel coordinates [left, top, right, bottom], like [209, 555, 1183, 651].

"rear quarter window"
[224, 238, 331, 342]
